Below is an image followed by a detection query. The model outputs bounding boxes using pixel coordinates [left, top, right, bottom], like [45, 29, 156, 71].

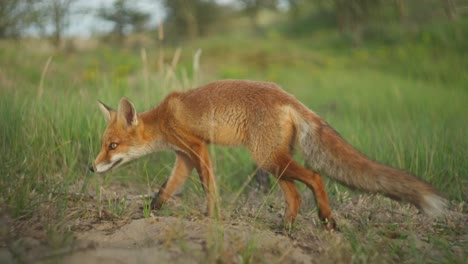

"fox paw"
[150, 196, 163, 210]
[323, 218, 338, 232]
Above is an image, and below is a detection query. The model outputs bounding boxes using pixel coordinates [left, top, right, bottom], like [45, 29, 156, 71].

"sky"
[66, 0, 165, 37]
[45, 0, 288, 37]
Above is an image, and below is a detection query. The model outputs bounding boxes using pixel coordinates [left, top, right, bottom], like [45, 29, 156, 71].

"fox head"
[91, 98, 153, 174]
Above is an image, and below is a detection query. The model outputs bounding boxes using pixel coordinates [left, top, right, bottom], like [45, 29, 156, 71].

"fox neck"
[139, 105, 177, 152]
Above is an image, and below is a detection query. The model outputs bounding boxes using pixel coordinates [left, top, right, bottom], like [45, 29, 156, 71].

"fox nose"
[89, 164, 95, 173]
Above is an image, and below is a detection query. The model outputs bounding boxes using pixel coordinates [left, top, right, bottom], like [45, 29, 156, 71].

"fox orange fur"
[92, 79, 446, 230]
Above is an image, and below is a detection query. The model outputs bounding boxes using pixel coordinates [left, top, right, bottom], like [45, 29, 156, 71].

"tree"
[239, 0, 277, 31]
[333, 0, 382, 46]
[441, 0, 457, 21]
[98, 0, 150, 41]
[0, 0, 43, 38]
[48, 0, 76, 47]
[0, 0, 76, 47]
[395, 0, 407, 23]
[286, 0, 302, 21]
[162, 0, 223, 40]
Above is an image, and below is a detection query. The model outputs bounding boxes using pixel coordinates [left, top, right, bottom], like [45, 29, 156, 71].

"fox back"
[92, 79, 445, 230]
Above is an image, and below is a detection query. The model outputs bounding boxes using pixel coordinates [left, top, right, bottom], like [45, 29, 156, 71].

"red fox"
[91, 79, 446, 230]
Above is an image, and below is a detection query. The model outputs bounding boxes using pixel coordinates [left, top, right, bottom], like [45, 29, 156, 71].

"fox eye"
[109, 142, 118, 150]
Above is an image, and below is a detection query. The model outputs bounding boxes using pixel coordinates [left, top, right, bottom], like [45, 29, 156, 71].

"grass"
[0, 25, 466, 262]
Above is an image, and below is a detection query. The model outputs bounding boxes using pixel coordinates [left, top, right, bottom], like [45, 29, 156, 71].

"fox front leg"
[151, 152, 194, 210]
[186, 143, 221, 219]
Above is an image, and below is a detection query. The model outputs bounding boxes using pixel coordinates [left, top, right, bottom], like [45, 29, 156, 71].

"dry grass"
[0, 30, 466, 263]
[1, 178, 466, 263]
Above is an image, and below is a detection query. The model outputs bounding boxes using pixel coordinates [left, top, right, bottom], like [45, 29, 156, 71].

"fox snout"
[89, 160, 119, 174]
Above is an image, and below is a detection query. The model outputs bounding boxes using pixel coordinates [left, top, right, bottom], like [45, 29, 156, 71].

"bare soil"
[1, 181, 466, 263]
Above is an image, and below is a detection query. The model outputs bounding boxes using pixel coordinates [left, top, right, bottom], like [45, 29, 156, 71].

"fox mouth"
[96, 158, 123, 174]
[109, 158, 123, 171]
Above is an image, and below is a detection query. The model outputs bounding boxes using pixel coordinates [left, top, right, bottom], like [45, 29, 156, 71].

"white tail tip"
[422, 194, 447, 217]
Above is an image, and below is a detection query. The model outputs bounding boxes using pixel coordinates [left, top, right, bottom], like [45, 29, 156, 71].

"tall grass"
[0, 31, 466, 261]
[1, 35, 466, 217]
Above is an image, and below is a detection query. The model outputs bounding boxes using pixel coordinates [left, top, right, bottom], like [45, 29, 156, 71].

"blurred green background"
[0, 0, 466, 226]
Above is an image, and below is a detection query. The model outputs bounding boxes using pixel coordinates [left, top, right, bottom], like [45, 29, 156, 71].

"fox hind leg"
[277, 179, 302, 230]
[281, 158, 336, 230]
[259, 153, 336, 231]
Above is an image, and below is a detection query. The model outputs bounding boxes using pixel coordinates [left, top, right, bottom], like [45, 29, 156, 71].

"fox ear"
[97, 100, 115, 123]
[118, 97, 138, 127]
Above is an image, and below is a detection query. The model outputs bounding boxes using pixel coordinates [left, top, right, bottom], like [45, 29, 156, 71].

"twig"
[38, 56, 52, 99]
[126, 194, 156, 200]
[34, 243, 95, 262]
[158, 18, 164, 72]
[52, 191, 183, 202]
[163, 47, 182, 91]
[193, 48, 202, 87]
[140, 47, 149, 104]
[53, 192, 96, 201]
[52, 192, 159, 202]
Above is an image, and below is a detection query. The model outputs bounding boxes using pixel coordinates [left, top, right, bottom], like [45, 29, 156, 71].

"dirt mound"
[67, 216, 315, 264]
[1, 184, 466, 263]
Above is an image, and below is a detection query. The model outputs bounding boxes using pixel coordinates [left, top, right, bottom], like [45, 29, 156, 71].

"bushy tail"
[297, 113, 446, 216]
